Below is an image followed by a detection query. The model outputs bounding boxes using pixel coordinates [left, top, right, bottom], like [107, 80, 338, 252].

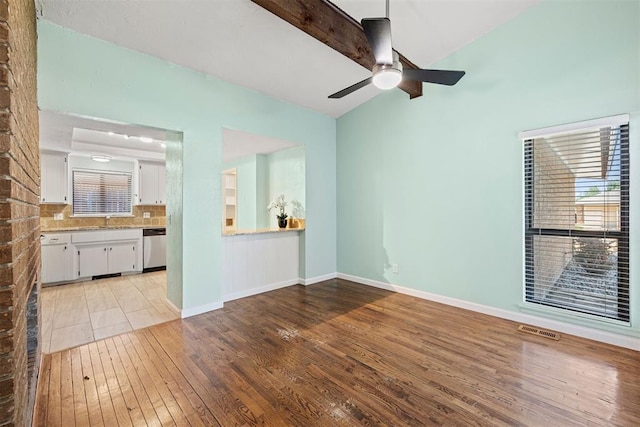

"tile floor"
[40, 270, 179, 353]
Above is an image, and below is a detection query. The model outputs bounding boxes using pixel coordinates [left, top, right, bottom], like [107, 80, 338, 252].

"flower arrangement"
[267, 194, 288, 221]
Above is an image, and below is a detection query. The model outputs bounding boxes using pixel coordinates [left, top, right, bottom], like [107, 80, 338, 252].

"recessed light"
[123, 135, 129, 139]
[108, 131, 114, 136]
[91, 155, 112, 163]
[139, 136, 153, 143]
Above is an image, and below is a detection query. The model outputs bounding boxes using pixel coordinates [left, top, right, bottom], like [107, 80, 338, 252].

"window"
[72, 170, 133, 216]
[523, 117, 629, 322]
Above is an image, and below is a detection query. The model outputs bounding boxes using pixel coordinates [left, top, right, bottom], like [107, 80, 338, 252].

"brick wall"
[0, 0, 40, 425]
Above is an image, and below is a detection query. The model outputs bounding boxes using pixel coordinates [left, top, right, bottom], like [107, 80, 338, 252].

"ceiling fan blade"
[403, 69, 466, 86]
[328, 77, 373, 99]
[361, 18, 393, 65]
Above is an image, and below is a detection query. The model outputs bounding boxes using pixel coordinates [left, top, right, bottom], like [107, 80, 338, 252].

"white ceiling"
[38, 0, 539, 118]
[223, 128, 300, 163]
[39, 110, 168, 161]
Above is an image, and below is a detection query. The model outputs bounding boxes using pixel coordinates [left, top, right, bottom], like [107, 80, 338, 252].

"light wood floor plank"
[46, 352, 61, 426]
[114, 334, 175, 426]
[102, 337, 151, 426]
[79, 345, 104, 427]
[35, 279, 640, 426]
[120, 331, 191, 426]
[110, 334, 163, 427]
[33, 349, 51, 425]
[94, 339, 136, 426]
[70, 347, 90, 427]
[87, 341, 118, 425]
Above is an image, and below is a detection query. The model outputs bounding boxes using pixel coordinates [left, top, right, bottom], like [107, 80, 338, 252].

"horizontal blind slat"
[72, 170, 132, 215]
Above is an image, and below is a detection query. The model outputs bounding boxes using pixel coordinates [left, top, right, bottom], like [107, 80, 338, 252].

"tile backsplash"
[40, 204, 166, 231]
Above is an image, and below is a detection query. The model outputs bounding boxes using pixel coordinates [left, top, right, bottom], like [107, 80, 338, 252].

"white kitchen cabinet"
[41, 233, 74, 283]
[40, 152, 68, 204]
[77, 245, 109, 278]
[138, 162, 166, 205]
[73, 229, 142, 279]
[77, 242, 139, 278]
[108, 243, 138, 273]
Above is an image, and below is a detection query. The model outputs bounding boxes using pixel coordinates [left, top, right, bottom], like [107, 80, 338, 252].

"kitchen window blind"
[524, 121, 629, 322]
[72, 170, 133, 216]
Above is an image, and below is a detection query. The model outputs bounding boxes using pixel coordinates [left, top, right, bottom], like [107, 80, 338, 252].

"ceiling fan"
[329, 0, 466, 99]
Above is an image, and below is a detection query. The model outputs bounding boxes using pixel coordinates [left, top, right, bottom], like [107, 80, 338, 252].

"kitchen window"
[522, 116, 629, 322]
[72, 170, 133, 216]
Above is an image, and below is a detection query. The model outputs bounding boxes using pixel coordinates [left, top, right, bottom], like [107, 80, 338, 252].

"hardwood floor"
[34, 279, 640, 426]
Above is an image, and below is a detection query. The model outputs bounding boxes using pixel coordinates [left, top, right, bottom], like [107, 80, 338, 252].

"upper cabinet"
[40, 152, 68, 204]
[138, 162, 166, 205]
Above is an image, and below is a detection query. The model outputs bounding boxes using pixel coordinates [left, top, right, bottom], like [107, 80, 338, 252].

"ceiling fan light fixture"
[372, 68, 402, 90]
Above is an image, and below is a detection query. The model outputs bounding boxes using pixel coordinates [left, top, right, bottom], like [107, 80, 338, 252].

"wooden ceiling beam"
[250, 0, 423, 99]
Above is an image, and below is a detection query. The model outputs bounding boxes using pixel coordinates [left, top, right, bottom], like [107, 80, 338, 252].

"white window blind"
[72, 170, 133, 216]
[524, 122, 629, 322]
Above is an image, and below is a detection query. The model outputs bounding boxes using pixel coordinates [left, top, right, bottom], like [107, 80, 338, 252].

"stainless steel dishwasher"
[143, 228, 166, 271]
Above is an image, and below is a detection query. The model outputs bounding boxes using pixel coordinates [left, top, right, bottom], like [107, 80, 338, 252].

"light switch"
[53, 213, 63, 221]
[143, 212, 151, 219]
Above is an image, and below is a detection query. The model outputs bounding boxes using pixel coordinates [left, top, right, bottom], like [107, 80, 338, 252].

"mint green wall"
[165, 130, 183, 306]
[337, 0, 639, 337]
[267, 146, 306, 227]
[224, 156, 258, 230]
[38, 21, 337, 310]
[256, 155, 270, 229]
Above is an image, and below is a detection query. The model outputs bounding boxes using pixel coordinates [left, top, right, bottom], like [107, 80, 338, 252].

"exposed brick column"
[0, 0, 40, 425]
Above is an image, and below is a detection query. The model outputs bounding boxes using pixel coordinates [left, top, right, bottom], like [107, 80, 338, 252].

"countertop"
[223, 227, 305, 237]
[41, 225, 166, 233]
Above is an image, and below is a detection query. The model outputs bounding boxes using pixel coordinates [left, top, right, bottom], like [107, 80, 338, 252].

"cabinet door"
[41, 153, 67, 203]
[157, 164, 166, 205]
[42, 244, 69, 283]
[78, 245, 108, 278]
[108, 243, 137, 274]
[138, 163, 159, 205]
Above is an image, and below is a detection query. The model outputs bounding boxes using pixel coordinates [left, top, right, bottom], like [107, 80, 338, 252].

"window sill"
[519, 302, 631, 328]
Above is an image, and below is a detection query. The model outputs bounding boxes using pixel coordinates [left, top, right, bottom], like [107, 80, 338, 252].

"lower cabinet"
[42, 229, 143, 284]
[77, 243, 139, 278]
[41, 235, 74, 284]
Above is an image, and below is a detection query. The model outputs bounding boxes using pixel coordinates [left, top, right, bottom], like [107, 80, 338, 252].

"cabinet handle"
[64, 246, 67, 250]
[110, 247, 112, 251]
[104, 248, 107, 252]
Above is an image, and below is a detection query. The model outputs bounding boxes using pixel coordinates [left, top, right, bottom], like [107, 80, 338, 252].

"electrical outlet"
[53, 213, 64, 221]
[392, 264, 399, 274]
[143, 212, 151, 219]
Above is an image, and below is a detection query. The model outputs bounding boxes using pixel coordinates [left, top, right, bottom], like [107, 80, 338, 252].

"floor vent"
[517, 325, 561, 341]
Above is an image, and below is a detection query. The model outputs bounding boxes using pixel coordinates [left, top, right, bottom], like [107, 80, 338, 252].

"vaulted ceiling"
[38, 0, 539, 118]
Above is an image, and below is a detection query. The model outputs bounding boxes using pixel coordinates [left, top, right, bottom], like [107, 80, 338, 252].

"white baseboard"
[300, 272, 337, 286]
[337, 273, 640, 351]
[181, 300, 224, 319]
[223, 278, 300, 303]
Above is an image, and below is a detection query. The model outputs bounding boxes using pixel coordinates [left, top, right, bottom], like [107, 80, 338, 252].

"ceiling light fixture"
[91, 155, 112, 163]
[372, 52, 403, 90]
[372, 66, 402, 90]
[139, 136, 153, 143]
[108, 131, 114, 136]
